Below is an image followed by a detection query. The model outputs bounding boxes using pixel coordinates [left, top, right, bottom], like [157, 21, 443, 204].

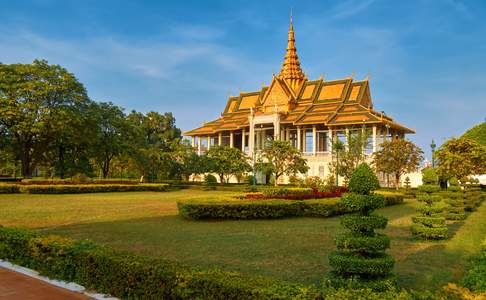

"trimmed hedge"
[20, 184, 169, 194]
[178, 194, 404, 220]
[328, 252, 395, 277]
[0, 184, 20, 194]
[0, 226, 323, 300]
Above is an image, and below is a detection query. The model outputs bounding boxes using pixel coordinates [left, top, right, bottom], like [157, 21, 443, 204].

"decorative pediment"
[261, 77, 295, 113]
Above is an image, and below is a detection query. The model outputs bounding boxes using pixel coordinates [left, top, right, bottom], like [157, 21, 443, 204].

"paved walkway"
[0, 267, 91, 300]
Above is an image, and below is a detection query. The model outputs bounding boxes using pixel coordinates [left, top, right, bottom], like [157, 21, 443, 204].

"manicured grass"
[0, 188, 485, 291]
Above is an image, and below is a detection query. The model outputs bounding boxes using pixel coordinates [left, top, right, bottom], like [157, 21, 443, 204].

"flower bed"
[246, 187, 348, 200]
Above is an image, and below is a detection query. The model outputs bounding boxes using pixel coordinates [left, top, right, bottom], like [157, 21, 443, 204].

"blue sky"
[1, 0, 485, 158]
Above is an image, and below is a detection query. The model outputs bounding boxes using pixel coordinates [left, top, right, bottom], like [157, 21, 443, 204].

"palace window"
[317, 131, 327, 152]
[289, 130, 298, 148]
[305, 129, 313, 153]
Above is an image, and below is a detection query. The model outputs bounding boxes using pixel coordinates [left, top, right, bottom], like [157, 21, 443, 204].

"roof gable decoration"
[261, 76, 296, 113]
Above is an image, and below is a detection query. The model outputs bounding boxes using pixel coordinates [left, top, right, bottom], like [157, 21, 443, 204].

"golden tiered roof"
[184, 18, 414, 136]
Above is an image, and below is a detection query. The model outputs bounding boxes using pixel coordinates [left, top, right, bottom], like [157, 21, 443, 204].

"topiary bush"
[411, 188, 448, 239]
[347, 163, 380, 195]
[444, 177, 466, 221]
[422, 167, 439, 185]
[202, 174, 217, 190]
[328, 163, 395, 290]
[463, 184, 484, 211]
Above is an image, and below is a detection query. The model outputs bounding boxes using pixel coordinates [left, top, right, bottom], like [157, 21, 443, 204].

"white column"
[274, 120, 280, 141]
[312, 125, 317, 155]
[197, 137, 201, 155]
[297, 126, 301, 151]
[280, 126, 285, 141]
[328, 128, 332, 152]
[241, 129, 246, 152]
[218, 132, 222, 146]
[191, 136, 195, 147]
[286, 128, 290, 142]
[345, 128, 350, 150]
[230, 131, 234, 148]
[372, 125, 377, 153]
[248, 121, 255, 156]
[207, 136, 211, 150]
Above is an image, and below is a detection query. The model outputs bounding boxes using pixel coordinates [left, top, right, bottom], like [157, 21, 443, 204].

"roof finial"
[278, 11, 306, 94]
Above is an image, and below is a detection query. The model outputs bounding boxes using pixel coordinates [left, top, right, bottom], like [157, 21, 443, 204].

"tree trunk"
[395, 173, 401, 190]
[219, 174, 224, 184]
[20, 146, 32, 178]
[274, 174, 279, 186]
[58, 144, 65, 179]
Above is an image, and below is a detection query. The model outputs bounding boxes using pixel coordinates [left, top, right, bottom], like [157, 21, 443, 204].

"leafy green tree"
[435, 137, 486, 181]
[0, 60, 89, 177]
[462, 121, 486, 146]
[90, 102, 131, 178]
[328, 130, 371, 184]
[372, 139, 424, 189]
[174, 141, 210, 181]
[206, 146, 251, 183]
[126, 111, 182, 180]
[257, 140, 309, 186]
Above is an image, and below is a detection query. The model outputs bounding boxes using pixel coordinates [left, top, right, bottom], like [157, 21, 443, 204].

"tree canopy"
[435, 137, 486, 181]
[257, 140, 309, 186]
[206, 146, 251, 183]
[462, 121, 486, 146]
[372, 139, 424, 188]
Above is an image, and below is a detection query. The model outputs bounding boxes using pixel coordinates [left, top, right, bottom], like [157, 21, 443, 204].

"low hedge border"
[20, 184, 169, 194]
[0, 184, 21, 194]
[0, 226, 322, 299]
[178, 194, 404, 220]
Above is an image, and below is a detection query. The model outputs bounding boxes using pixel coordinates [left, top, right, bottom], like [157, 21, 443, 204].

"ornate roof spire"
[278, 12, 307, 93]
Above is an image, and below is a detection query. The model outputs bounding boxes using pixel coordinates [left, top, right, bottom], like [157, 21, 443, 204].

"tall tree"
[257, 140, 309, 186]
[90, 102, 130, 178]
[0, 60, 89, 177]
[435, 137, 486, 181]
[206, 146, 251, 183]
[126, 111, 182, 180]
[372, 139, 424, 188]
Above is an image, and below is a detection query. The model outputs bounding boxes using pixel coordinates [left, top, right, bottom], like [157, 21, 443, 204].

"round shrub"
[417, 184, 440, 193]
[347, 163, 379, 195]
[410, 224, 448, 239]
[203, 174, 217, 190]
[449, 177, 459, 186]
[422, 167, 438, 185]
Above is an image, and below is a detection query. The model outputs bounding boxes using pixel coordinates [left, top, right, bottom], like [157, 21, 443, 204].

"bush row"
[178, 194, 404, 220]
[0, 226, 323, 299]
[20, 183, 169, 194]
[19, 179, 139, 185]
[0, 184, 21, 194]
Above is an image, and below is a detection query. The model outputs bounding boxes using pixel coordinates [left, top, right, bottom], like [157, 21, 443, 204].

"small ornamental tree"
[373, 139, 424, 189]
[206, 146, 251, 183]
[257, 141, 309, 186]
[411, 168, 448, 239]
[328, 163, 395, 289]
[444, 177, 466, 220]
[463, 181, 484, 211]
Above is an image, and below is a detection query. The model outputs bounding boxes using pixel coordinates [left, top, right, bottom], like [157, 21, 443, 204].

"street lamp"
[430, 139, 436, 168]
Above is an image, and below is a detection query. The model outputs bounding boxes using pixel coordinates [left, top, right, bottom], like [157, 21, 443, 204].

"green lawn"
[0, 188, 485, 291]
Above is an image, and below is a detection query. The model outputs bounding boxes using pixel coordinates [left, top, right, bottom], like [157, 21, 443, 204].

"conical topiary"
[463, 179, 483, 211]
[411, 168, 448, 239]
[328, 163, 395, 290]
[444, 177, 466, 221]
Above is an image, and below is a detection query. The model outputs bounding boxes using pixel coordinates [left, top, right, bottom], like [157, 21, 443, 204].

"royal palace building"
[184, 18, 414, 183]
